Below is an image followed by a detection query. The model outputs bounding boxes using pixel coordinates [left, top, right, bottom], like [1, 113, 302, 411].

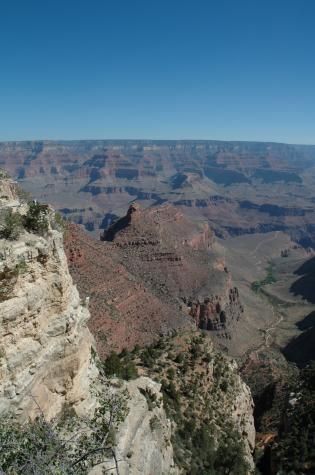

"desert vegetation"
[272, 361, 315, 474]
[103, 350, 138, 381]
[0, 209, 23, 240]
[127, 332, 252, 475]
[0, 259, 28, 302]
[0, 380, 128, 474]
[0, 201, 49, 240]
[251, 263, 277, 293]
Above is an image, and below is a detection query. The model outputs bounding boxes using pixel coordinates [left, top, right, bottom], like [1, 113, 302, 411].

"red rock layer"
[65, 203, 244, 356]
[65, 223, 190, 358]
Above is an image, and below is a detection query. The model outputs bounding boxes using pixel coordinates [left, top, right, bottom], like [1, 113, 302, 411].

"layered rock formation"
[1, 139, 315, 247]
[65, 203, 244, 356]
[0, 177, 98, 419]
[101, 204, 243, 339]
[65, 221, 189, 357]
[189, 286, 244, 332]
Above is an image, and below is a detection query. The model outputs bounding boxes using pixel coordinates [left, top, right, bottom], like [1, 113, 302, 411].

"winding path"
[249, 231, 280, 256]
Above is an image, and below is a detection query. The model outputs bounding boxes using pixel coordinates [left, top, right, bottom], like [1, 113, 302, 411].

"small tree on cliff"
[0, 380, 128, 474]
[0, 210, 23, 240]
[23, 201, 49, 234]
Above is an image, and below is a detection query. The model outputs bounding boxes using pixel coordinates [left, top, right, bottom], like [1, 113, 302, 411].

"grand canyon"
[1, 140, 315, 474]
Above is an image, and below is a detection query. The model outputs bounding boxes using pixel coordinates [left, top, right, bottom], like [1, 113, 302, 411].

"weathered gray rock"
[90, 377, 178, 475]
[229, 362, 256, 471]
[0, 179, 98, 420]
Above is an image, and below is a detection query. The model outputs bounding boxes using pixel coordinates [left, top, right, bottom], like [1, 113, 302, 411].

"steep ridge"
[101, 203, 244, 340]
[65, 221, 190, 357]
[65, 203, 245, 358]
[126, 331, 255, 474]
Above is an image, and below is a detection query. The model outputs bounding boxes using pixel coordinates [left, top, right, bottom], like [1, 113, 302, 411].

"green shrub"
[214, 424, 249, 474]
[0, 382, 128, 474]
[251, 263, 277, 293]
[104, 352, 122, 377]
[273, 361, 315, 473]
[139, 387, 158, 411]
[149, 415, 160, 431]
[0, 210, 23, 240]
[104, 351, 138, 381]
[121, 361, 138, 380]
[174, 353, 184, 364]
[167, 367, 176, 380]
[23, 201, 49, 234]
[140, 348, 155, 368]
[0, 262, 27, 302]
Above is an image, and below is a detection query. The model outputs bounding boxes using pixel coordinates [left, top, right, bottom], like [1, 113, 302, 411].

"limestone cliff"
[189, 285, 244, 333]
[0, 176, 98, 419]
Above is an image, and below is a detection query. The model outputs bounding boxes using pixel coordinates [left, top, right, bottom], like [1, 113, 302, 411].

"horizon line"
[0, 138, 314, 147]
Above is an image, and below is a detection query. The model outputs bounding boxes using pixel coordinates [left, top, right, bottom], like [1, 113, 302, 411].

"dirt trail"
[250, 231, 280, 256]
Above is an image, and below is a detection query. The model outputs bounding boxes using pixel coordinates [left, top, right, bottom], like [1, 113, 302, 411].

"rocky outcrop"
[113, 378, 177, 475]
[65, 204, 244, 355]
[189, 286, 244, 332]
[91, 377, 178, 475]
[65, 223, 188, 357]
[174, 195, 233, 207]
[0, 178, 98, 420]
[229, 361, 256, 467]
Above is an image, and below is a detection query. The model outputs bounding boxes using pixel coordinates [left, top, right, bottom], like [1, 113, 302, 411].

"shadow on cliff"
[293, 256, 315, 276]
[284, 256, 315, 367]
[290, 256, 315, 304]
[282, 326, 315, 368]
[296, 310, 315, 330]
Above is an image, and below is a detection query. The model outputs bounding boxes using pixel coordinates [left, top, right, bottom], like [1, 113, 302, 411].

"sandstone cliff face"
[229, 361, 256, 469]
[0, 178, 98, 420]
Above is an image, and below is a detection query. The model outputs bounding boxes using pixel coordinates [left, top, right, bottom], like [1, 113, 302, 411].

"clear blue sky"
[1, 0, 314, 143]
